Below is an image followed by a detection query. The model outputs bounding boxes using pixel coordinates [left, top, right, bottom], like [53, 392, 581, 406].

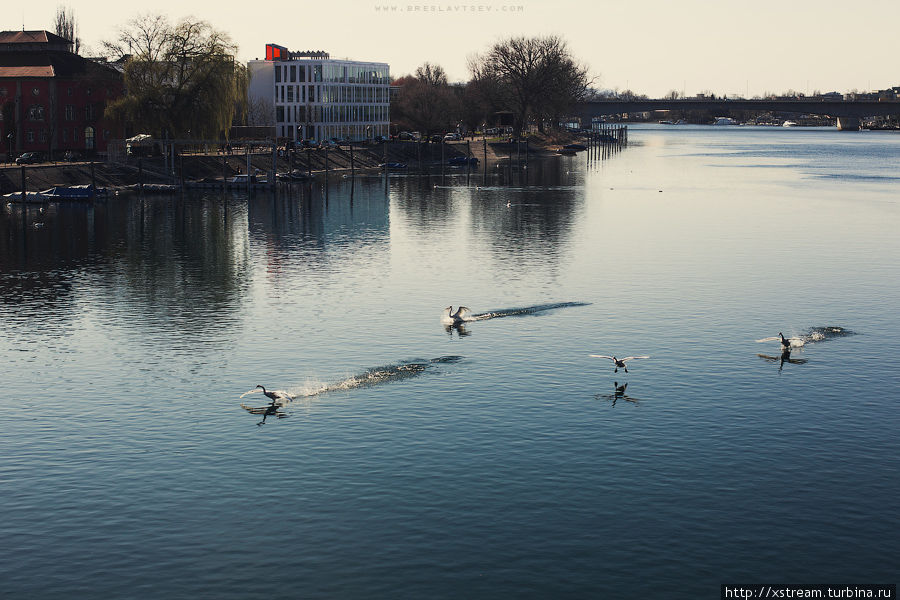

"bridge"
[575, 99, 900, 130]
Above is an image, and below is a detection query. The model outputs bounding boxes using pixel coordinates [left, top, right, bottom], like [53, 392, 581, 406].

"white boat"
[3, 191, 52, 203]
[782, 120, 798, 127]
[713, 117, 739, 126]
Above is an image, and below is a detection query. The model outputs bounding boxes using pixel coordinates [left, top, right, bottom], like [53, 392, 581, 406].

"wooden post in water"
[20, 166, 26, 203]
[441, 140, 445, 182]
[325, 146, 329, 178]
[246, 146, 251, 192]
[223, 150, 228, 188]
[466, 140, 471, 185]
[350, 143, 355, 177]
[516, 139, 520, 173]
[482, 138, 487, 185]
[90, 161, 96, 193]
[307, 148, 312, 178]
[138, 158, 143, 194]
[271, 142, 277, 190]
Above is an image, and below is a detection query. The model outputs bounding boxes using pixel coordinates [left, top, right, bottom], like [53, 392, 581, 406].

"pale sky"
[15, 0, 900, 97]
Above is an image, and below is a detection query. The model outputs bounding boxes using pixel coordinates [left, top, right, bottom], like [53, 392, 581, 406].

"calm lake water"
[2, 125, 899, 598]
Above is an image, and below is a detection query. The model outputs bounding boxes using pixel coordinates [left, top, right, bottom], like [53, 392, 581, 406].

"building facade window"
[40, 128, 47, 142]
[84, 126, 94, 150]
[85, 104, 95, 121]
[62, 128, 68, 142]
[28, 105, 45, 121]
[26, 130, 34, 142]
[66, 105, 76, 120]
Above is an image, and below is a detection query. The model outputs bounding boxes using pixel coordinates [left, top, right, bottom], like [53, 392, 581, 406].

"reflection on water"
[2, 127, 899, 599]
[758, 349, 809, 371]
[595, 381, 646, 406]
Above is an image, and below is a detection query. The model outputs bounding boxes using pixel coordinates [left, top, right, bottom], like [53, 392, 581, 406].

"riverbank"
[1, 132, 586, 195]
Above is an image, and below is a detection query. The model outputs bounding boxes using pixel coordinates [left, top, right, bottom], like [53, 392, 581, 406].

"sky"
[13, 0, 900, 98]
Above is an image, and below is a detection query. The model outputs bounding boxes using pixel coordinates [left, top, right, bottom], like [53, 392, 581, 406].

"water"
[2, 125, 899, 598]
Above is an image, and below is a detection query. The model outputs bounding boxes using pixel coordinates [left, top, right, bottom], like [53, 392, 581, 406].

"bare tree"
[469, 35, 592, 135]
[103, 14, 248, 140]
[391, 63, 459, 136]
[54, 6, 80, 54]
[247, 96, 274, 126]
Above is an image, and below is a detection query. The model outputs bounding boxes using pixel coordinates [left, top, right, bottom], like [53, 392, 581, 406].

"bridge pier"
[836, 116, 860, 131]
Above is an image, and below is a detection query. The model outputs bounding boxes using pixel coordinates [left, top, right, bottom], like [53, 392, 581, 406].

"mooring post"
[138, 158, 143, 194]
[307, 148, 312, 178]
[90, 161, 96, 193]
[245, 145, 251, 191]
[350, 143, 355, 177]
[20, 165, 26, 203]
[483, 138, 487, 185]
[325, 146, 329, 178]
[223, 149, 228, 189]
[466, 140, 471, 185]
[271, 142, 277, 190]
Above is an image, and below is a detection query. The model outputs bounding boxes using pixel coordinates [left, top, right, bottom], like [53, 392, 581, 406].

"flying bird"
[590, 355, 650, 373]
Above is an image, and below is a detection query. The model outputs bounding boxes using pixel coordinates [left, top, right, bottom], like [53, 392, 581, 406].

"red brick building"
[0, 30, 124, 161]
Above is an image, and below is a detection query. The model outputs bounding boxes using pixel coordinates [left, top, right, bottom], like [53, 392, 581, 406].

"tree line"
[55, 9, 590, 142]
[392, 35, 593, 138]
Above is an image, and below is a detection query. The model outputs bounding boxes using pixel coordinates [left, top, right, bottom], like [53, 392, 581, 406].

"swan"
[441, 306, 471, 325]
[756, 333, 804, 348]
[256, 385, 291, 403]
[590, 355, 650, 373]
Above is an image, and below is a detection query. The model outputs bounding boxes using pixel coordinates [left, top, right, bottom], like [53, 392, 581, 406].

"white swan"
[756, 332, 804, 348]
[441, 306, 472, 325]
[590, 355, 650, 373]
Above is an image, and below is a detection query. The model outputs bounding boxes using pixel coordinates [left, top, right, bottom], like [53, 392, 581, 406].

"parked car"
[373, 135, 388, 143]
[300, 139, 319, 149]
[15, 152, 41, 165]
[430, 134, 443, 143]
[322, 139, 339, 149]
[398, 131, 416, 141]
[444, 132, 461, 141]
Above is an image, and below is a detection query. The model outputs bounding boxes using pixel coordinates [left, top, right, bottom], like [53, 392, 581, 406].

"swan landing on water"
[442, 306, 473, 325]
[441, 302, 590, 327]
[590, 355, 650, 373]
[756, 332, 804, 349]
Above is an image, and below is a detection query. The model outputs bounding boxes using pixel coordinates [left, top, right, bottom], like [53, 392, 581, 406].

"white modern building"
[248, 44, 390, 143]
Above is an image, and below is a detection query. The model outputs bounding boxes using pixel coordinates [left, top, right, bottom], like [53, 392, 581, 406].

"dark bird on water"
[256, 385, 292, 403]
[590, 355, 650, 373]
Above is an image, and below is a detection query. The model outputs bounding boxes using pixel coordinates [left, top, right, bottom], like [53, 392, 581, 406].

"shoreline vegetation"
[1, 131, 586, 195]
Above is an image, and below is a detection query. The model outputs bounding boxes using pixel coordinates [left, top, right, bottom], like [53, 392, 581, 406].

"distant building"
[248, 44, 390, 143]
[0, 30, 124, 158]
